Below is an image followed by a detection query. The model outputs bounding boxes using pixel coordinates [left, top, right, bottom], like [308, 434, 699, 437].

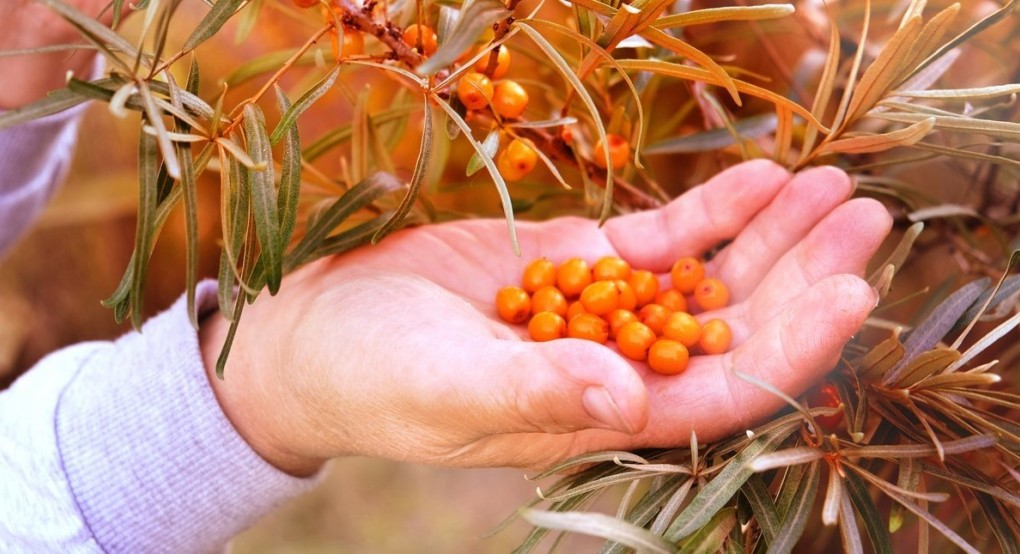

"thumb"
[476, 338, 649, 436]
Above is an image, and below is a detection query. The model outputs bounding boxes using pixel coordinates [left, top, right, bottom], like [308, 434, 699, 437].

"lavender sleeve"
[0, 109, 316, 551]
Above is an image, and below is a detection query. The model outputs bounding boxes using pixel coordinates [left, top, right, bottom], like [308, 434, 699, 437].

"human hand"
[201, 160, 892, 475]
[0, 1, 118, 108]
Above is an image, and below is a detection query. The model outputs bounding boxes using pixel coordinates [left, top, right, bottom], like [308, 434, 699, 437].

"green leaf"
[645, 114, 777, 155]
[242, 104, 282, 294]
[372, 98, 433, 243]
[138, 81, 181, 179]
[653, 4, 794, 29]
[218, 149, 251, 320]
[270, 66, 341, 145]
[176, 140, 200, 329]
[844, 472, 893, 554]
[838, 482, 864, 554]
[308, 212, 393, 259]
[767, 460, 820, 554]
[417, 0, 510, 76]
[36, 0, 141, 67]
[0, 87, 89, 130]
[274, 86, 302, 253]
[678, 507, 737, 554]
[303, 105, 420, 161]
[741, 474, 781, 545]
[183, 0, 245, 51]
[129, 130, 161, 329]
[520, 509, 675, 554]
[816, 117, 935, 156]
[467, 129, 500, 177]
[665, 431, 792, 541]
[975, 492, 1020, 554]
[234, 0, 262, 44]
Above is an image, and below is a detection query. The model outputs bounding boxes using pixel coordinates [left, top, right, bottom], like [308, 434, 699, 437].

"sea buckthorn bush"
[6, 0, 1020, 551]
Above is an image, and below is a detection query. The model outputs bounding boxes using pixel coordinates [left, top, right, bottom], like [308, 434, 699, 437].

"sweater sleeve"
[0, 282, 318, 553]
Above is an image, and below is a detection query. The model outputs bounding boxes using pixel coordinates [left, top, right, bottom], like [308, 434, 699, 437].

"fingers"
[635, 274, 877, 445]
[602, 160, 792, 272]
[706, 166, 854, 301]
[475, 338, 649, 437]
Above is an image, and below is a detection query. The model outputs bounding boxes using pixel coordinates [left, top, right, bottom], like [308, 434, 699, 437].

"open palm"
[212, 161, 892, 472]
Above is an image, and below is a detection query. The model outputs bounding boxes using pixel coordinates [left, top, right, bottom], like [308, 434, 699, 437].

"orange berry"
[694, 278, 730, 311]
[614, 279, 637, 311]
[662, 312, 701, 348]
[806, 382, 843, 431]
[495, 285, 530, 324]
[699, 319, 732, 355]
[671, 257, 705, 294]
[648, 339, 689, 375]
[457, 72, 494, 111]
[492, 80, 529, 120]
[330, 28, 364, 59]
[531, 286, 568, 317]
[580, 281, 621, 315]
[567, 313, 609, 344]
[617, 321, 657, 361]
[402, 24, 438, 56]
[592, 256, 631, 281]
[293, 0, 318, 7]
[474, 46, 511, 78]
[637, 303, 671, 335]
[655, 289, 687, 313]
[496, 138, 537, 181]
[521, 258, 556, 293]
[606, 308, 638, 339]
[593, 133, 630, 169]
[528, 311, 567, 342]
[566, 300, 588, 322]
[557, 258, 592, 298]
[628, 270, 659, 308]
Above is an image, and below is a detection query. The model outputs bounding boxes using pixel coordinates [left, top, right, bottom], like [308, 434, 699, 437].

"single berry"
[331, 28, 364, 59]
[521, 258, 556, 293]
[613, 279, 638, 311]
[580, 280, 621, 315]
[662, 312, 701, 348]
[655, 289, 687, 313]
[606, 308, 638, 339]
[496, 138, 537, 181]
[806, 382, 844, 432]
[617, 321, 657, 361]
[592, 256, 631, 281]
[648, 339, 689, 375]
[694, 278, 730, 311]
[627, 270, 659, 308]
[566, 300, 588, 322]
[495, 285, 530, 324]
[402, 24, 438, 56]
[531, 286, 568, 318]
[567, 313, 609, 344]
[474, 46, 511, 78]
[593, 133, 630, 169]
[529, 312, 567, 342]
[457, 72, 494, 111]
[699, 319, 732, 355]
[637, 303, 672, 335]
[492, 80, 529, 120]
[556, 258, 593, 298]
[670, 257, 704, 294]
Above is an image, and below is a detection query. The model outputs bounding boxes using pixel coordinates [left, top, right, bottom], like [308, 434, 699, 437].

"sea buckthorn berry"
[495, 285, 530, 324]
[628, 270, 659, 307]
[580, 281, 621, 316]
[648, 339, 689, 375]
[567, 313, 609, 344]
[592, 256, 631, 281]
[557, 258, 592, 298]
[529, 311, 567, 342]
[293, 0, 318, 8]
[592, 133, 630, 169]
[670, 257, 705, 294]
[806, 382, 843, 431]
[606, 309, 638, 339]
[614, 279, 637, 311]
[655, 289, 687, 313]
[474, 46, 511, 78]
[699, 319, 732, 355]
[617, 321, 657, 361]
[638, 303, 672, 335]
[694, 278, 730, 311]
[457, 72, 494, 111]
[496, 138, 537, 181]
[492, 80, 529, 120]
[662, 312, 701, 348]
[330, 28, 364, 60]
[402, 24, 438, 56]
[521, 258, 556, 293]
[531, 286, 568, 317]
[566, 300, 588, 322]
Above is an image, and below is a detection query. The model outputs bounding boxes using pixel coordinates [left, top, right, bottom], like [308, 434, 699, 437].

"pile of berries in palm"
[496, 256, 732, 375]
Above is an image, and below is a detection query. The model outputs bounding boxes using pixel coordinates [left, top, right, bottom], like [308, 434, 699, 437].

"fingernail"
[582, 387, 634, 434]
